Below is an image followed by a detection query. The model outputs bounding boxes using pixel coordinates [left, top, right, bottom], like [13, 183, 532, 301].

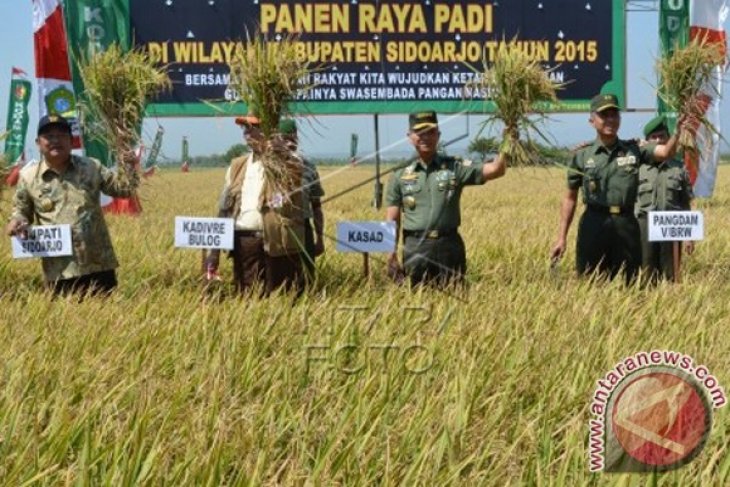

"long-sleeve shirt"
[11, 155, 138, 281]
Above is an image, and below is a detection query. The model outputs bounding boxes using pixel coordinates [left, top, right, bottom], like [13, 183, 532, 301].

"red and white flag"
[687, 0, 728, 198]
[32, 0, 81, 148]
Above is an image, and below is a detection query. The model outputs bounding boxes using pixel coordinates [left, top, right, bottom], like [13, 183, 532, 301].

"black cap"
[37, 114, 72, 136]
[409, 111, 438, 131]
[590, 93, 620, 113]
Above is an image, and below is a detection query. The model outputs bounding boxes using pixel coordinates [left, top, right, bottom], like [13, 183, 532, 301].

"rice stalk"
[79, 44, 171, 184]
[657, 35, 728, 152]
[465, 40, 565, 166]
[228, 32, 318, 197]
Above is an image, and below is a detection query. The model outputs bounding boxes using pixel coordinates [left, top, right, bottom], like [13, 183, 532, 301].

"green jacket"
[385, 154, 484, 231]
[568, 139, 657, 208]
[635, 158, 693, 218]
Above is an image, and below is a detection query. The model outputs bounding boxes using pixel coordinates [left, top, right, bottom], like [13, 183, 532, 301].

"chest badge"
[585, 158, 596, 168]
[404, 196, 416, 209]
[39, 197, 55, 212]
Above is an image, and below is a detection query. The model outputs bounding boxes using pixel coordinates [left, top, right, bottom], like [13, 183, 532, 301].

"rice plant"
[0, 164, 729, 484]
[466, 40, 565, 166]
[657, 35, 728, 152]
[79, 44, 171, 183]
[228, 32, 318, 198]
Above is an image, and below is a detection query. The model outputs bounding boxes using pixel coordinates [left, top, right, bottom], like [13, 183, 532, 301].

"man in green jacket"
[385, 111, 508, 287]
[635, 115, 694, 282]
[550, 94, 684, 283]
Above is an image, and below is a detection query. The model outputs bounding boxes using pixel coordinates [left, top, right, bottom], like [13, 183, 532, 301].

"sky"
[1, 1, 728, 162]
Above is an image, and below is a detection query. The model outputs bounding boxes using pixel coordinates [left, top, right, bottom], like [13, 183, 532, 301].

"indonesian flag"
[32, 0, 81, 148]
[686, 0, 728, 198]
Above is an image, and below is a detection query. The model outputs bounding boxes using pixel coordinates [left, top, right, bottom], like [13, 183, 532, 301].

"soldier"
[205, 114, 306, 296]
[550, 94, 683, 282]
[636, 115, 694, 282]
[385, 111, 508, 287]
[278, 119, 325, 283]
[5, 115, 139, 295]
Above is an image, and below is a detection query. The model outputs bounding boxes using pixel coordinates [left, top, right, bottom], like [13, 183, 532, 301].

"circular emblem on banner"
[45, 86, 76, 118]
[14, 84, 27, 101]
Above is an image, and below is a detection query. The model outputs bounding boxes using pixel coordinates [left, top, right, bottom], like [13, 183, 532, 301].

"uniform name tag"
[336, 221, 396, 253]
[616, 156, 636, 167]
[175, 217, 235, 249]
[648, 211, 704, 242]
[11, 224, 73, 259]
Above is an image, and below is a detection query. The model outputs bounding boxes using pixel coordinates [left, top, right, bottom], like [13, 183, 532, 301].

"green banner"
[4, 78, 32, 164]
[658, 0, 690, 118]
[63, 0, 131, 166]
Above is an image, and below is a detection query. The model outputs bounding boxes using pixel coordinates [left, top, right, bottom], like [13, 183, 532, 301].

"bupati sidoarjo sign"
[129, 0, 626, 116]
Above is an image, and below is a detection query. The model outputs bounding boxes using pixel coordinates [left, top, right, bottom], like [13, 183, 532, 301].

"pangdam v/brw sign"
[124, 0, 625, 116]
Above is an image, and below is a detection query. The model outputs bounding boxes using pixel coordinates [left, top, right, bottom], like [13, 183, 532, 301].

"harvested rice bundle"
[228, 33, 317, 196]
[467, 41, 565, 165]
[79, 44, 171, 181]
[657, 36, 728, 151]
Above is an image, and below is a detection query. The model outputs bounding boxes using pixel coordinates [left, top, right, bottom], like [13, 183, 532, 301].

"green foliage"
[224, 143, 249, 161]
[467, 136, 499, 159]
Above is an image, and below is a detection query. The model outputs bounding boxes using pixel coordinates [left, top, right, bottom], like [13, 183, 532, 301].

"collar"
[40, 154, 76, 176]
[592, 138, 625, 155]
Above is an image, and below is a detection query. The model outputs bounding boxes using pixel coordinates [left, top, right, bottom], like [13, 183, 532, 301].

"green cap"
[643, 115, 669, 137]
[409, 111, 438, 131]
[590, 93, 620, 113]
[278, 119, 297, 135]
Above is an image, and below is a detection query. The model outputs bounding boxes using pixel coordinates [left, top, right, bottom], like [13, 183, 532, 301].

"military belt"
[403, 229, 457, 239]
[586, 204, 632, 216]
[235, 229, 264, 238]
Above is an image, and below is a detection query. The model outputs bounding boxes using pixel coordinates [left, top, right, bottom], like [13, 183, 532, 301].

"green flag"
[350, 133, 359, 159]
[658, 0, 690, 122]
[63, 0, 131, 167]
[182, 137, 189, 164]
[145, 127, 164, 169]
[4, 77, 32, 164]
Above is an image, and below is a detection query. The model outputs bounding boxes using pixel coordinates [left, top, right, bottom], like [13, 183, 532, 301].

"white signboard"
[175, 217, 235, 250]
[336, 221, 397, 253]
[648, 211, 704, 242]
[11, 224, 73, 259]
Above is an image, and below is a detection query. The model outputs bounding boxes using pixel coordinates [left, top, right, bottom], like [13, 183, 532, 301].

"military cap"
[643, 115, 669, 137]
[590, 93, 620, 113]
[409, 111, 438, 131]
[37, 114, 72, 136]
[278, 119, 297, 135]
[235, 114, 260, 126]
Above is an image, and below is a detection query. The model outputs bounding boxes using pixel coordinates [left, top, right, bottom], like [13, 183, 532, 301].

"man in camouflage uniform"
[385, 111, 508, 287]
[5, 115, 139, 295]
[636, 115, 694, 282]
[550, 94, 683, 282]
[278, 119, 325, 284]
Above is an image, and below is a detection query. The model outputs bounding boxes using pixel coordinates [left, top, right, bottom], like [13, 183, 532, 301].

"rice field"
[0, 163, 729, 485]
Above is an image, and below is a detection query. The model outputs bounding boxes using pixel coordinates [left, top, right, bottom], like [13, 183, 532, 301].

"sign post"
[336, 221, 397, 278]
[648, 211, 704, 283]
